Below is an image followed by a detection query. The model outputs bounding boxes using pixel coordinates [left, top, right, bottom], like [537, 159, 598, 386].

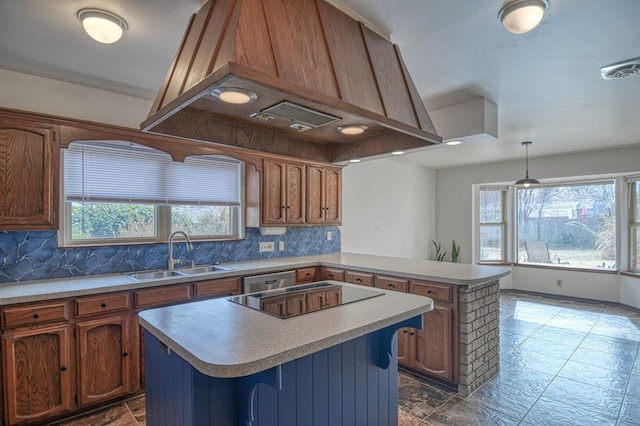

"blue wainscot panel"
[144, 317, 421, 426]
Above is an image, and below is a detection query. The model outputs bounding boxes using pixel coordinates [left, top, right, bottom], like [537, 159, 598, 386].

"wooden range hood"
[142, 0, 441, 163]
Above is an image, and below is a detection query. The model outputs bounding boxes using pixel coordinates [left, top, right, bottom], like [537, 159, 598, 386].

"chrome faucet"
[168, 231, 193, 270]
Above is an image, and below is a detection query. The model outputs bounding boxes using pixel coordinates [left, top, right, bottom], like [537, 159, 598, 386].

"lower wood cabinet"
[76, 315, 136, 406]
[1, 325, 73, 425]
[295, 267, 317, 284]
[411, 305, 454, 381]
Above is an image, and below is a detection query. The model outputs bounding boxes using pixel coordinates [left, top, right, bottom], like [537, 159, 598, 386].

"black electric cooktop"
[228, 282, 384, 318]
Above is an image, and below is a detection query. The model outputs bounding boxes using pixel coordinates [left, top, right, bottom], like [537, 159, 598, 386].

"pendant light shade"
[515, 141, 540, 187]
[77, 9, 128, 44]
[498, 0, 549, 34]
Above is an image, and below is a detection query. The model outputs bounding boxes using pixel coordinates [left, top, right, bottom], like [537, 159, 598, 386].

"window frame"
[477, 186, 508, 264]
[629, 178, 640, 273]
[58, 143, 245, 247]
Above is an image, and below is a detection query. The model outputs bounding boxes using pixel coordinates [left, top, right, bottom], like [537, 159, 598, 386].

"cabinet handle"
[356, 278, 362, 282]
[287, 206, 291, 209]
[402, 329, 408, 334]
[426, 289, 433, 294]
[122, 352, 129, 358]
[409, 332, 416, 336]
[387, 283, 394, 287]
[282, 205, 286, 209]
[33, 313, 40, 319]
[100, 302, 107, 308]
[305, 273, 311, 277]
[60, 366, 67, 372]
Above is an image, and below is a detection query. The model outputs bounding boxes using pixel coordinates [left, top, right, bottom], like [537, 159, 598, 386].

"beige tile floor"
[53, 292, 640, 426]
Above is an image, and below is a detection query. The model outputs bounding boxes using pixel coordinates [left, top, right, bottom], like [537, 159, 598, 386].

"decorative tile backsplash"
[0, 227, 340, 283]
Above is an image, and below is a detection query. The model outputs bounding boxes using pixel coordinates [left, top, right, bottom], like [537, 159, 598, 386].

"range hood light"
[391, 151, 405, 155]
[349, 159, 361, 163]
[211, 88, 257, 104]
[337, 125, 368, 136]
[445, 140, 464, 146]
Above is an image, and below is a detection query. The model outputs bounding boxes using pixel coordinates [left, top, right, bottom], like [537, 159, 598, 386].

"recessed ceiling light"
[349, 159, 361, 163]
[77, 9, 128, 44]
[337, 125, 368, 136]
[211, 87, 258, 104]
[445, 140, 464, 146]
[391, 151, 405, 155]
[498, 0, 548, 34]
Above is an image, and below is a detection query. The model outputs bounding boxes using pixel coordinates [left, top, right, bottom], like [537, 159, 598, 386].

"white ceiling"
[0, 0, 639, 169]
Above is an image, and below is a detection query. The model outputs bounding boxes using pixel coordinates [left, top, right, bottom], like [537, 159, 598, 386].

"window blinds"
[64, 141, 241, 206]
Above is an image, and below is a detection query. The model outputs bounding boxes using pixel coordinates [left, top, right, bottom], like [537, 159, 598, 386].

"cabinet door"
[397, 328, 412, 368]
[77, 315, 133, 406]
[285, 293, 307, 316]
[285, 163, 305, 224]
[2, 326, 73, 425]
[412, 305, 453, 381]
[262, 160, 286, 224]
[306, 165, 325, 224]
[306, 290, 324, 313]
[261, 296, 287, 317]
[0, 119, 58, 230]
[324, 167, 341, 224]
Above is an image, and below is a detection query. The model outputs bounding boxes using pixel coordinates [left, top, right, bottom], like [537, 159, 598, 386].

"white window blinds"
[64, 141, 241, 206]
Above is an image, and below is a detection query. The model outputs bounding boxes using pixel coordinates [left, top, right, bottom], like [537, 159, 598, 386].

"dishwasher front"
[243, 270, 297, 293]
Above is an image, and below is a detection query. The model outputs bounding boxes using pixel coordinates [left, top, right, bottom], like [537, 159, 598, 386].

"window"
[479, 187, 507, 262]
[517, 181, 616, 269]
[630, 178, 640, 272]
[61, 141, 243, 246]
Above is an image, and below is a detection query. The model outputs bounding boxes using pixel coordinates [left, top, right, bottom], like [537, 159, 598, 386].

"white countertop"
[0, 252, 511, 306]
[138, 282, 434, 378]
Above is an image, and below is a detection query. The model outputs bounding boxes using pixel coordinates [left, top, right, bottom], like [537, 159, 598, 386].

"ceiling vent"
[601, 57, 640, 80]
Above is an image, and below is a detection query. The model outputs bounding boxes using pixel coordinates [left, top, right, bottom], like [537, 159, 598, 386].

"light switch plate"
[278, 241, 284, 251]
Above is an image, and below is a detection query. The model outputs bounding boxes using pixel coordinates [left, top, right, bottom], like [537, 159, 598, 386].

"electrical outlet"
[278, 241, 284, 251]
[326, 231, 332, 241]
[556, 279, 563, 287]
[259, 242, 275, 252]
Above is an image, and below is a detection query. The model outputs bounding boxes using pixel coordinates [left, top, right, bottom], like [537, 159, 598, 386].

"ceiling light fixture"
[337, 125, 368, 136]
[77, 9, 128, 44]
[211, 87, 258, 104]
[445, 140, 464, 146]
[498, 0, 548, 34]
[391, 151, 405, 155]
[514, 141, 540, 187]
[349, 159, 361, 163]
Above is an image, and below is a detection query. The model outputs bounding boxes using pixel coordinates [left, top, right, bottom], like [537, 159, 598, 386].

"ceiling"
[0, 0, 639, 169]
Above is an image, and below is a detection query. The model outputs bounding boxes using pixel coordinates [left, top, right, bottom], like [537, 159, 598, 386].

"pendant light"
[515, 141, 540, 187]
[498, 0, 549, 34]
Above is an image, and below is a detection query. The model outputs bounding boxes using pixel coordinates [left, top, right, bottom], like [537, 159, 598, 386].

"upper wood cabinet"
[262, 160, 306, 225]
[306, 165, 341, 225]
[0, 116, 59, 230]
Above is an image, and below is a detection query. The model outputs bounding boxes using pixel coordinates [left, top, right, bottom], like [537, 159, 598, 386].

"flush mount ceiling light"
[337, 125, 368, 136]
[498, 0, 548, 34]
[211, 87, 258, 104]
[77, 8, 128, 44]
[445, 140, 464, 146]
[515, 141, 540, 187]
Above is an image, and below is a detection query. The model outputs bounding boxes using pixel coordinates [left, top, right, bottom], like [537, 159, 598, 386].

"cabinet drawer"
[375, 276, 408, 293]
[134, 284, 192, 309]
[320, 267, 345, 281]
[2, 302, 69, 329]
[296, 267, 317, 283]
[194, 278, 241, 298]
[410, 281, 453, 303]
[75, 292, 131, 318]
[345, 271, 374, 286]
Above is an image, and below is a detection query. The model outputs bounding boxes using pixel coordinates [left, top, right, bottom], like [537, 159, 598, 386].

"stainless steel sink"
[125, 270, 186, 281]
[176, 265, 234, 275]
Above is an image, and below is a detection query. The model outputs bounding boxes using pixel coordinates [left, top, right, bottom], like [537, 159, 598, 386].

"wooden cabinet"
[306, 165, 341, 224]
[261, 293, 307, 318]
[319, 266, 345, 281]
[134, 283, 192, 309]
[306, 286, 342, 313]
[0, 116, 59, 230]
[375, 275, 409, 293]
[76, 315, 135, 406]
[345, 270, 374, 286]
[295, 267, 318, 284]
[194, 277, 241, 299]
[262, 160, 306, 225]
[2, 325, 73, 425]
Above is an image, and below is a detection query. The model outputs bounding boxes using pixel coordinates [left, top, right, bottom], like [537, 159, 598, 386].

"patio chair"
[524, 240, 569, 264]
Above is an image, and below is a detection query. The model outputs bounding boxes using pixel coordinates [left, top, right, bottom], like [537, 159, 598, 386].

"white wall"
[341, 159, 435, 259]
[0, 69, 151, 128]
[436, 144, 640, 305]
[620, 275, 640, 309]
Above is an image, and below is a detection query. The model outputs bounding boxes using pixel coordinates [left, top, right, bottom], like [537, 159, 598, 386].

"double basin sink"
[125, 265, 233, 281]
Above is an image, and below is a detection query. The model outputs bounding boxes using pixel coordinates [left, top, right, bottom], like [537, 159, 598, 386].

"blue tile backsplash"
[0, 227, 340, 283]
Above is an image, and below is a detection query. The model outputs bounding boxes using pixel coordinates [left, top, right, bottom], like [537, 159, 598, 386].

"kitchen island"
[138, 282, 433, 426]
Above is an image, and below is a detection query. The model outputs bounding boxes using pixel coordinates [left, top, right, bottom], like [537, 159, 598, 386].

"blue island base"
[144, 317, 421, 426]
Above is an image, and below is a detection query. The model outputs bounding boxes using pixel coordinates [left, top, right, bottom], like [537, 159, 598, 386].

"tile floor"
[55, 292, 640, 426]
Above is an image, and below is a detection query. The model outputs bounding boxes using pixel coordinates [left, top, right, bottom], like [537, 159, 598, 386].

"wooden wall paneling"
[185, 0, 235, 92]
[395, 45, 437, 134]
[263, 0, 339, 97]
[232, 0, 278, 75]
[161, 1, 214, 109]
[361, 25, 418, 127]
[316, 0, 384, 114]
[209, 0, 243, 77]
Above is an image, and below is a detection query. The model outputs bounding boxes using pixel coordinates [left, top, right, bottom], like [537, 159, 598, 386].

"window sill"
[514, 263, 619, 274]
[621, 272, 640, 279]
